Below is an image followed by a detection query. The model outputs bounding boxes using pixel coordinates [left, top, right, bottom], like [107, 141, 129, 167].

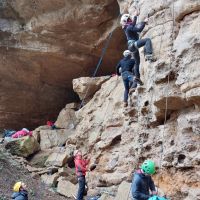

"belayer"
[131, 160, 157, 200]
[12, 182, 28, 200]
[74, 150, 90, 200]
[131, 160, 169, 200]
[120, 10, 154, 86]
[116, 50, 137, 107]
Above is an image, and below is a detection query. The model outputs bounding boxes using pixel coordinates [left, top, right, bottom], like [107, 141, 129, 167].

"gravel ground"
[0, 149, 72, 200]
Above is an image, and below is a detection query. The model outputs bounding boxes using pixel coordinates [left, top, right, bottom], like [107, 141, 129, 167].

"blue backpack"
[148, 196, 168, 200]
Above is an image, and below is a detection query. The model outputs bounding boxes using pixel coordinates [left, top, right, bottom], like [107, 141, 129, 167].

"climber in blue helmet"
[116, 50, 137, 107]
[120, 10, 154, 86]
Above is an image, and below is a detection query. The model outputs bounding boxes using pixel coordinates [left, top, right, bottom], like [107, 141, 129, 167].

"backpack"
[148, 196, 168, 200]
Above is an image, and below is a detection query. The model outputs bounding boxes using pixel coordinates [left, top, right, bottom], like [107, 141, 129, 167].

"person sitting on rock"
[47, 121, 58, 130]
[116, 50, 137, 107]
[74, 150, 90, 200]
[12, 182, 28, 200]
[131, 160, 157, 200]
[120, 11, 154, 86]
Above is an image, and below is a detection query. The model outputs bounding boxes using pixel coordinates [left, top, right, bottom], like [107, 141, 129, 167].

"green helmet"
[141, 160, 156, 175]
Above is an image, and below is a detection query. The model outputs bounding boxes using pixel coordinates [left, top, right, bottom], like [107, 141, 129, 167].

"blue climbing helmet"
[148, 196, 169, 200]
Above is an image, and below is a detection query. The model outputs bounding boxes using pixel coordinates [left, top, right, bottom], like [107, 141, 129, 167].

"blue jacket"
[116, 56, 135, 75]
[12, 191, 28, 200]
[123, 16, 146, 41]
[132, 170, 156, 200]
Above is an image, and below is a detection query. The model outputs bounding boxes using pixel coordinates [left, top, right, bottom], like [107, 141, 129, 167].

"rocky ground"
[0, 149, 69, 200]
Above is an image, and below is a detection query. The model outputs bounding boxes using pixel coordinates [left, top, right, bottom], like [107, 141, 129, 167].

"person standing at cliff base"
[12, 182, 28, 200]
[116, 50, 137, 107]
[74, 150, 90, 200]
[131, 160, 157, 200]
[121, 11, 154, 86]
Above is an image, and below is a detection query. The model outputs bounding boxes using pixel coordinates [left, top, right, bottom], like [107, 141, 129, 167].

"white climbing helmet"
[123, 50, 132, 57]
[120, 14, 131, 26]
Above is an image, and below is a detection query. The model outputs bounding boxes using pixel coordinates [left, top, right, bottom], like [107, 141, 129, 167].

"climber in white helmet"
[120, 9, 154, 86]
[116, 50, 137, 107]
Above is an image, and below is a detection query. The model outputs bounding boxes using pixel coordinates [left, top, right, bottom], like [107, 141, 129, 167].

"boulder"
[45, 148, 69, 167]
[57, 179, 77, 198]
[41, 173, 59, 187]
[39, 129, 74, 150]
[55, 103, 78, 129]
[73, 76, 110, 102]
[5, 136, 40, 158]
[115, 181, 131, 200]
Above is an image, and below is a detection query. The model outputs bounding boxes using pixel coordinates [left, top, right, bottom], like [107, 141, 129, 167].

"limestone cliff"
[1, 0, 200, 200]
[64, 0, 200, 199]
[0, 0, 124, 130]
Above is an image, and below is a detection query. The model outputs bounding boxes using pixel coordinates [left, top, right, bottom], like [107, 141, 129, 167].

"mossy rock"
[5, 136, 40, 158]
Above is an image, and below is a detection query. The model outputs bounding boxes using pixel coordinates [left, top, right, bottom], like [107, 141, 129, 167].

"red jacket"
[12, 130, 32, 138]
[74, 156, 89, 177]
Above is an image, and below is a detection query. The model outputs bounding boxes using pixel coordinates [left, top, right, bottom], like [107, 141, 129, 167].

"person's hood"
[135, 169, 148, 178]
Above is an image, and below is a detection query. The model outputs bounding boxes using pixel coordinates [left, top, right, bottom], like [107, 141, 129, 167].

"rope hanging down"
[157, 1, 175, 195]
[79, 13, 121, 108]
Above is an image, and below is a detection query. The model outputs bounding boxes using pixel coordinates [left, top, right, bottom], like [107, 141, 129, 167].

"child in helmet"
[120, 11, 154, 86]
[131, 160, 157, 200]
[12, 182, 28, 200]
[74, 150, 90, 200]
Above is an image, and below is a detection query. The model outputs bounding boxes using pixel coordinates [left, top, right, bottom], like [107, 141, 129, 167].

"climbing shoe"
[145, 54, 154, 62]
[135, 77, 143, 85]
[124, 102, 128, 107]
[129, 87, 136, 94]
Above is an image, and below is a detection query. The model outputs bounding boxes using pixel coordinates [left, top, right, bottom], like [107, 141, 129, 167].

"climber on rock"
[120, 11, 154, 86]
[74, 150, 90, 200]
[131, 160, 157, 200]
[116, 50, 137, 107]
[12, 182, 28, 200]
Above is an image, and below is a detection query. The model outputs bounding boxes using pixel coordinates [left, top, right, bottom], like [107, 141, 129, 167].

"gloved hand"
[134, 9, 140, 16]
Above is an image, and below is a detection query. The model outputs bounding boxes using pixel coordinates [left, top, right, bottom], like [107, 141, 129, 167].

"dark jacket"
[124, 19, 146, 41]
[116, 56, 135, 76]
[12, 191, 28, 200]
[132, 170, 156, 200]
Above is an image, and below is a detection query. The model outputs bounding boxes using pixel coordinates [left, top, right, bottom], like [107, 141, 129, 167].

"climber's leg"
[77, 176, 86, 200]
[136, 38, 153, 61]
[136, 38, 153, 55]
[123, 78, 130, 105]
[133, 50, 143, 85]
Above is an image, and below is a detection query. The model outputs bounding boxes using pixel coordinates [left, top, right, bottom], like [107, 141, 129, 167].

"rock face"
[2, 0, 200, 200]
[5, 136, 40, 157]
[0, 0, 125, 130]
[64, 1, 200, 199]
